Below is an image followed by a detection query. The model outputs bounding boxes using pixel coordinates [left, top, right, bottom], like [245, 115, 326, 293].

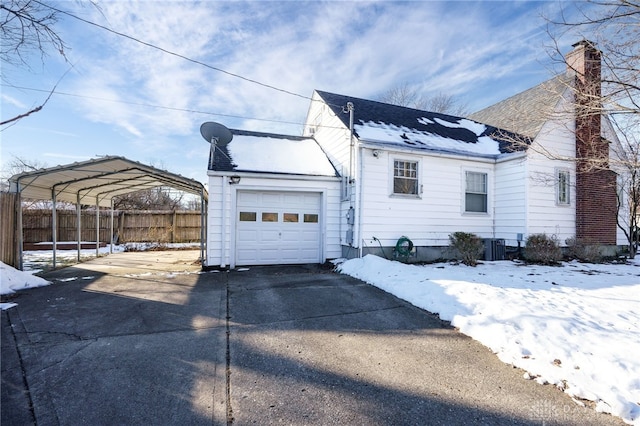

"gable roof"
[209, 129, 339, 177]
[468, 75, 572, 139]
[315, 90, 529, 158]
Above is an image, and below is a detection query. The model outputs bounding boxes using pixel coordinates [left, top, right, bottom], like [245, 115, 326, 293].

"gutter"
[358, 140, 527, 163]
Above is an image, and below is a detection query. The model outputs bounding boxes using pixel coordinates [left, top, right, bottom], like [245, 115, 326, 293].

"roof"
[315, 90, 529, 158]
[209, 129, 339, 177]
[9, 156, 208, 207]
[468, 75, 573, 139]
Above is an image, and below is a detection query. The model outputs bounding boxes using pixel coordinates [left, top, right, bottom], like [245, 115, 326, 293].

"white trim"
[207, 170, 339, 182]
[555, 168, 571, 206]
[389, 155, 422, 198]
[462, 167, 491, 215]
[358, 141, 523, 163]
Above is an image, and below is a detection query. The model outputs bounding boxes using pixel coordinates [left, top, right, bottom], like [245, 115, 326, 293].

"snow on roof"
[211, 130, 338, 177]
[315, 90, 528, 157]
[355, 117, 501, 157]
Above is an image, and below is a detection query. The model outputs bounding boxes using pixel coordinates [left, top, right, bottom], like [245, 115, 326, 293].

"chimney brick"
[567, 41, 618, 245]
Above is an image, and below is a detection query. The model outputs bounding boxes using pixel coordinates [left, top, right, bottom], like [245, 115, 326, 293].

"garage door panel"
[237, 230, 258, 243]
[260, 230, 281, 243]
[236, 191, 321, 265]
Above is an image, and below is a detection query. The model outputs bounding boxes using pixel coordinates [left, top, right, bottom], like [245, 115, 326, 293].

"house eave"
[359, 139, 503, 163]
[207, 170, 341, 181]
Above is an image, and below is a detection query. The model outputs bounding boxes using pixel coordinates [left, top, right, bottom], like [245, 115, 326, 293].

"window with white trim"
[393, 160, 419, 195]
[557, 170, 570, 205]
[465, 171, 488, 213]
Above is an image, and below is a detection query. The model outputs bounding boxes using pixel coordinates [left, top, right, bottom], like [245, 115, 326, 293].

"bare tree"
[1, 155, 48, 192]
[546, 1, 640, 256]
[378, 82, 470, 116]
[113, 188, 185, 211]
[0, 0, 67, 67]
[0, 155, 67, 209]
[0, 0, 85, 126]
[467, 2, 639, 256]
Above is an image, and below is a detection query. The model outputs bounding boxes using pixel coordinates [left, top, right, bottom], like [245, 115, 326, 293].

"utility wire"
[33, 0, 342, 107]
[2, 84, 305, 126]
[1, 83, 350, 131]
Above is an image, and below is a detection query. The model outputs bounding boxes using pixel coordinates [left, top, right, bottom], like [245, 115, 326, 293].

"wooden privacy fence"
[0, 193, 19, 267]
[21, 209, 202, 244]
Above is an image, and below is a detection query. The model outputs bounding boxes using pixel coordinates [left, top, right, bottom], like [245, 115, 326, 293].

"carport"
[8, 156, 208, 270]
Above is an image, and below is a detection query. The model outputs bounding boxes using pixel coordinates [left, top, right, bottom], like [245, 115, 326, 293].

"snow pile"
[337, 255, 640, 425]
[1, 261, 51, 310]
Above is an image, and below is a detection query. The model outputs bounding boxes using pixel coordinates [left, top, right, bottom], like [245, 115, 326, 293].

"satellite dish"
[200, 122, 233, 146]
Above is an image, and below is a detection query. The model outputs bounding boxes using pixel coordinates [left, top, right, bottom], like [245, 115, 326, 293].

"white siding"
[524, 107, 576, 245]
[494, 156, 527, 246]
[304, 92, 351, 176]
[357, 148, 497, 248]
[206, 173, 341, 267]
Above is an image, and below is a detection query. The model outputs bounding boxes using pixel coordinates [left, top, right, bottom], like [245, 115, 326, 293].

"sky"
[0, 0, 586, 187]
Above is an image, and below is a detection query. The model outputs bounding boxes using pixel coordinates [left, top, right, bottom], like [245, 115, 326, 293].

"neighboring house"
[206, 41, 626, 268]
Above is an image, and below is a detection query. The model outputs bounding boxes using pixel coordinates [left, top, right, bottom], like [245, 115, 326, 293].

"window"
[465, 171, 488, 213]
[393, 160, 419, 195]
[239, 212, 256, 221]
[261, 212, 278, 222]
[557, 170, 570, 205]
[283, 213, 299, 223]
[304, 214, 319, 223]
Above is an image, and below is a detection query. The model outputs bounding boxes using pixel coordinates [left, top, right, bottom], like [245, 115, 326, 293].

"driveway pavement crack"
[6, 310, 37, 425]
[225, 274, 234, 425]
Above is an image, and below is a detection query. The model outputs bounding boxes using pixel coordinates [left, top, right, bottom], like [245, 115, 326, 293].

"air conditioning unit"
[484, 238, 506, 261]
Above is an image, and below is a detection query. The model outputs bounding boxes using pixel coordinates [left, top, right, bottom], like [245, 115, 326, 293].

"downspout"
[347, 102, 355, 183]
[357, 144, 364, 259]
[77, 192, 81, 262]
[220, 177, 226, 268]
[346, 102, 356, 254]
[52, 189, 57, 269]
[95, 195, 100, 258]
[16, 179, 24, 270]
[110, 199, 114, 254]
[200, 187, 206, 268]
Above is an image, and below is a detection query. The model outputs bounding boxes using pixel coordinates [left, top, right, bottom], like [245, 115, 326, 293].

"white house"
[206, 41, 626, 268]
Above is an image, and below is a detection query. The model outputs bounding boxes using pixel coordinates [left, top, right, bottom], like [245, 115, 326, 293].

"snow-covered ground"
[337, 255, 640, 426]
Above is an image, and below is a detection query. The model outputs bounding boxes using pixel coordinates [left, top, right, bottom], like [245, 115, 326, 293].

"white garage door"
[236, 191, 322, 265]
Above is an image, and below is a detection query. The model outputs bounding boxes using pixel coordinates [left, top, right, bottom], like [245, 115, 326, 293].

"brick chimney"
[566, 40, 617, 245]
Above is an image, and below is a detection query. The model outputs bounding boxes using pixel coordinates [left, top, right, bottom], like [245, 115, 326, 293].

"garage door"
[236, 191, 322, 265]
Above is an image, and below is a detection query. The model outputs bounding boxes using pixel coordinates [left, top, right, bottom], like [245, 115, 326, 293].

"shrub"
[565, 236, 604, 263]
[449, 232, 484, 266]
[524, 234, 562, 265]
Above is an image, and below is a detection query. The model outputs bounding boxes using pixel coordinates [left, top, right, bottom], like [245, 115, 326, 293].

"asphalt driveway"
[1, 251, 625, 425]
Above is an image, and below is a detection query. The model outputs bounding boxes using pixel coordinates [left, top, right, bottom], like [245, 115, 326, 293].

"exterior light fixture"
[229, 175, 241, 184]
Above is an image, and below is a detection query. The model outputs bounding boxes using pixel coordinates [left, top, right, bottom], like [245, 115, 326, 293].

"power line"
[1, 83, 349, 131]
[1, 83, 306, 126]
[33, 0, 320, 103]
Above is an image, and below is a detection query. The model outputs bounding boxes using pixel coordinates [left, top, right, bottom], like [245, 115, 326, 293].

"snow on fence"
[21, 209, 202, 244]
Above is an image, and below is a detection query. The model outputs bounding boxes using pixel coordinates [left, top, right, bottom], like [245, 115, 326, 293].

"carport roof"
[9, 156, 208, 207]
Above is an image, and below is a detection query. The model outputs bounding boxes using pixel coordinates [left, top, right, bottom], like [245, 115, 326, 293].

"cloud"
[1, 94, 27, 109]
[61, 1, 560, 143]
